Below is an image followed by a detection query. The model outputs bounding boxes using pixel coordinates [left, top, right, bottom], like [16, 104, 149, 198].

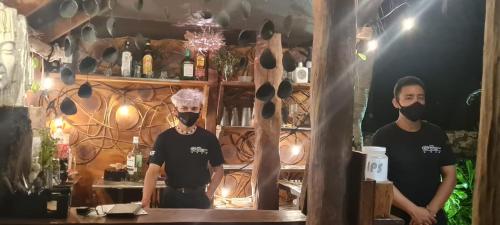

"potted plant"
[212, 47, 239, 81]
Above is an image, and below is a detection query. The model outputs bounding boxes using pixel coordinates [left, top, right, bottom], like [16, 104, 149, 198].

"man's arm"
[141, 164, 162, 208]
[393, 186, 437, 225]
[206, 165, 223, 200]
[426, 165, 457, 215]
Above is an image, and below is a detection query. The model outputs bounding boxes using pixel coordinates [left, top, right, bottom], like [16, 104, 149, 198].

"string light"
[291, 144, 302, 156]
[54, 117, 64, 128]
[117, 104, 130, 116]
[42, 77, 54, 90]
[221, 187, 230, 198]
[402, 17, 416, 31]
[367, 40, 378, 52]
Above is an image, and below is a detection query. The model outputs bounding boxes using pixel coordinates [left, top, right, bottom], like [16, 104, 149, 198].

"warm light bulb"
[118, 104, 130, 116]
[367, 40, 378, 52]
[402, 17, 416, 31]
[42, 78, 54, 90]
[221, 188, 230, 198]
[54, 117, 64, 128]
[291, 144, 302, 156]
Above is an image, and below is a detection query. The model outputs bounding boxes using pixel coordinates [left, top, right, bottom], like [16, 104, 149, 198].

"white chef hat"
[171, 88, 204, 108]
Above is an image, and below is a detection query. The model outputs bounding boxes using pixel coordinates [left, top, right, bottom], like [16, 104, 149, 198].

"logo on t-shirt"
[421, 145, 441, 154]
[190, 146, 208, 155]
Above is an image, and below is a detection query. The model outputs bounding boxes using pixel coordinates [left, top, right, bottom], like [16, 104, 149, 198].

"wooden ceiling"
[4, 0, 380, 46]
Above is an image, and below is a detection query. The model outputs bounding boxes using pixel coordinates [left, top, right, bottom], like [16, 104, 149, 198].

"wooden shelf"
[223, 164, 305, 172]
[221, 81, 310, 89]
[221, 81, 254, 88]
[49, 73, 209, 87]
[220, 125, 311, 131]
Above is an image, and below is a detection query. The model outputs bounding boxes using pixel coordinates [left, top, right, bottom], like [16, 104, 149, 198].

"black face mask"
[399, 101, 425, 122]
[178, 112, 200, 127]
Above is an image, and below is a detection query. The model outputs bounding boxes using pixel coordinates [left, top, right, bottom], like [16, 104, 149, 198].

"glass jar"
[362, 146, 388, 182]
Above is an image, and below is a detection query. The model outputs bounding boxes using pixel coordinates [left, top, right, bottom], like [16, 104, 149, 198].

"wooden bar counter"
[0, 208, 306, 225]
[0, 208, 405, 225]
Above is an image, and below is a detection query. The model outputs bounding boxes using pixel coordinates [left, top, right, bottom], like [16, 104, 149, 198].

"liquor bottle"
[292, 62, 309, 84]
[195, 52, 207, 80]
[133, 136, 143, 181]
[142, 41, 153, 78]
[121, 41, 132, 77]
[306, 60, 312, 83]
[181, 49, 195, 80]
[126, 137, 137, 177]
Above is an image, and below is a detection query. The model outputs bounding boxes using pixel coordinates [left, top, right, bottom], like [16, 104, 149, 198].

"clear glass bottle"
[126, 137, 137, 177]
[133, 136, 143, 181]
[121, 41, 132, 77]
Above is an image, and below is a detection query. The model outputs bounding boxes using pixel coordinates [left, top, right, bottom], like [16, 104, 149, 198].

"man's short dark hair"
[393, 76, 425, 99]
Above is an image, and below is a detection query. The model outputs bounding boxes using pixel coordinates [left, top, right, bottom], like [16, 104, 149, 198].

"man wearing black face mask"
[372, 76, 456, 225]
[141, 89, 224, 209]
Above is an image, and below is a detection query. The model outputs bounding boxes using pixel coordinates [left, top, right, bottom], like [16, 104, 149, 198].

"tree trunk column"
[472, 0, 500, 224]
[307, 0, 356, 224]
[251, 33, 283, 210]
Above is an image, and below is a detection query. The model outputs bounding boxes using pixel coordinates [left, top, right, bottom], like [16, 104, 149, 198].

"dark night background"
[363, 0, 486, 133]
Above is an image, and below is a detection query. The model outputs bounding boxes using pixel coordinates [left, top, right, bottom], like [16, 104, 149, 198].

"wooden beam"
[472, 0, 500, 224]
[38, 4, 110, 43]
[251, 33, 283, 210]
[3, 0, 52, 16]
[307, 0, 356, 225]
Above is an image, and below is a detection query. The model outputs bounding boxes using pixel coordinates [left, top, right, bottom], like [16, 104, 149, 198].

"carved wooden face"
[0, 41, 15, 90]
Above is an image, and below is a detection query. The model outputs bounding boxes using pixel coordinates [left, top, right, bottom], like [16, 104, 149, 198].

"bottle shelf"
[49, 73, 209, 87]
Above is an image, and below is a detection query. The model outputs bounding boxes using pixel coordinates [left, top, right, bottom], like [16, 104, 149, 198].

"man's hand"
[409, 206, 437, 225]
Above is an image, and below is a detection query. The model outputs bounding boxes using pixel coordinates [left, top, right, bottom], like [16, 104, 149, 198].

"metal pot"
[60, 67, 75, 85]
[261, 101, 275, 119]
[79, 56, 97, 74]
[259, 19, 275, 40]
[282, 50, 296, 72]
[59, 0, 78, 19]
[102, 47, 118, 64]
[106, 17, 116, 36]
[82, 0, 100, 16]
[260, 48, 276, 70]
[255, 81, 275, 102]
[78, 82, 93, 98]
[60, 97, 77, 115]
[81, 23, 97, 44]
[277, 79, 293, 99]
[237, 30, 254, 46]
[64, 35, 75, 57]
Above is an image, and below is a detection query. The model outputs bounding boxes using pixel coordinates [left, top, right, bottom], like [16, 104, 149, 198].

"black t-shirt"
[149, 127, 224, 188]
[372, 121, 456, 222]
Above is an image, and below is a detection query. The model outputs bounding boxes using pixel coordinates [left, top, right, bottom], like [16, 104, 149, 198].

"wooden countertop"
[0, 208, 306, 225]
[0, 208, 405, 225]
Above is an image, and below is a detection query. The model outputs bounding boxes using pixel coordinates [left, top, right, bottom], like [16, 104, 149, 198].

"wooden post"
[472, 0, 500, 224]
[205, 68, 219, 133]
[307, 0, 356, 224]
[251, 33, 283, 210]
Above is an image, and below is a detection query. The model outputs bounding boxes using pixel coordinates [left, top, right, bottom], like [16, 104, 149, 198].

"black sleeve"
[149, 135, 166, 166]
[439, 131, 457, 166]
[208, 135, 224, 167]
